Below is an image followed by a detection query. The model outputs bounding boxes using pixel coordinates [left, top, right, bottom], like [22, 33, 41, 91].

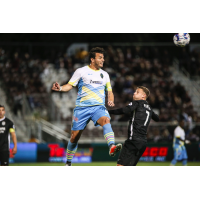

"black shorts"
[0, 151, 9, 166]
[117, 139, 147, 166]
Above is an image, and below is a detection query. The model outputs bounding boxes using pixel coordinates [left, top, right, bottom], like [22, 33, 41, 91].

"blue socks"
[66, 141, 78, 163]
[182, 159, 187, 166]
[171, 158, 177, 165]
[171, 159, 187, 166]
[103, 123, 115, 146]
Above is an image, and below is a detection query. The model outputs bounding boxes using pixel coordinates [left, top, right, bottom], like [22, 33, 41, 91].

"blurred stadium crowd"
[0, 45, 200, 142]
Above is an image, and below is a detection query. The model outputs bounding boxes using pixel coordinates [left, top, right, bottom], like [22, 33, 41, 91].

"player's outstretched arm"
[108, 107, 125, 115]
[10, 131, 17, 155]
[108, 106, 132, 115]
[109, 101, 139, 115]
[107, 91, 115, 107]
[152, 111, 159, 122]
[52, 82, 73, 92]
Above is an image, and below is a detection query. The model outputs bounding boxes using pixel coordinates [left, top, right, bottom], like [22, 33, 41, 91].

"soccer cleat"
[65, 161, 72, 166]
[109, 143, 122, 157]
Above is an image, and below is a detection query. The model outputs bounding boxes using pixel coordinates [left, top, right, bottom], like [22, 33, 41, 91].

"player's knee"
[70, 133, 78, 143]
[102, 117, 110, 125]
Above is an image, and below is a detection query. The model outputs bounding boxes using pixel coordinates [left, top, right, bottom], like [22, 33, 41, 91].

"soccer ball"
[173, 33, 190, 47]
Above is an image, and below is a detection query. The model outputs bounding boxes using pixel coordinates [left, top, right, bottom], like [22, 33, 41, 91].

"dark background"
[0, 33, 197, 43]
[0, 33, 194, 61]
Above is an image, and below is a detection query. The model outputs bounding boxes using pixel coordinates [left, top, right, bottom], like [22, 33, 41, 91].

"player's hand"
[12, 147, 17, 155]
[52, 82, 60, 91]
[185, 140, 191, 144]
[108, 101, 115, 107]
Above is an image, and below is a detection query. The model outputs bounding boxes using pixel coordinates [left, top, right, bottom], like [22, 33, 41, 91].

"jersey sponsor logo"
[73, 116, 79, 122]
[0, 127, 5, 133]
[90, 80, 103, 85]
[100, 73, 104, 79]
[88, 73, 93, 75]
[2, 121, 5, 126]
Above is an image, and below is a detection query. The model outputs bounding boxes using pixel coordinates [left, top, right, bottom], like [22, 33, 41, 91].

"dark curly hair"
[0, 105, 5, 109]
[89, 47, 105, 63]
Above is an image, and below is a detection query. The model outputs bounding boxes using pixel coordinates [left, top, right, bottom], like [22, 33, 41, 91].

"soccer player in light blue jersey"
[170, 118, 190, 166]
[52, 47, 122, 166]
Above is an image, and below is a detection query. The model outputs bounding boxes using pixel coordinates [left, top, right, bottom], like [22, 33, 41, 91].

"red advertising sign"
[142, 147, 168, 157]
[48, 144, 65, 157]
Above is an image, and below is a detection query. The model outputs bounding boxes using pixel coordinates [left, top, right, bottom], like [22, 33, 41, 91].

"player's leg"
[182, 159, 187, 166]
[97, 116, 114, 146]
[182, 146, 188, 166]
[0, 152, 2, 166]
[116, 141, 130, 166]
[0, 151, 9, 166]
[97, 116, 122, 156]
[132, 145, 146, 166]
[124, 139, 147, 166]
[91, 106, 122, 156]
[66, 130, 84, 166]
[170, 158, 177, 166]
[66, 107, 90, 166]
[170, 148, 178, 166]
[117, 140, 143, 166]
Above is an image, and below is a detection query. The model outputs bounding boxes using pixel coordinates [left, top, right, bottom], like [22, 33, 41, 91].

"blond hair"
[137, 86, 150, 99]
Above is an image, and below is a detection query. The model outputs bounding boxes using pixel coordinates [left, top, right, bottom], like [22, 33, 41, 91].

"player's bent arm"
[176, 136, 186, 143]
[52, 82, 73, 92]
[60, 83, 73, 92]
[107, 91, 114, 102]
[107, 91, 115, 107]
[10, 130, 17, 154]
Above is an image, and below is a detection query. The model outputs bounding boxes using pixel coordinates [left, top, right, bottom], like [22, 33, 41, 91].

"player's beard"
[0, 111, 5, 118]
[94, 60, 103, 69]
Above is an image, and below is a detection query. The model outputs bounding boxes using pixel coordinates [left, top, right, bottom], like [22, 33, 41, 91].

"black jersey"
[0, 117, 15, 151]
[109, 100, 159, 141]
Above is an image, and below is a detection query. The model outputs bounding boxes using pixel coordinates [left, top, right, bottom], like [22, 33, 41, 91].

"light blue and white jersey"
[173, 126, 185, 147]
[68, 65, 112, 107]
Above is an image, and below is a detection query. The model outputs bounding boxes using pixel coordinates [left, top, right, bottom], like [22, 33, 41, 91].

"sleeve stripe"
[105, 82, 112, 91]
[68, 79, 78, 86]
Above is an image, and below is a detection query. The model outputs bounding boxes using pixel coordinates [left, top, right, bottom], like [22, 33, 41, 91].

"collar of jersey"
[178, 125, 184, 130]
[0, 116, 5, 121]
[87, 65, 100, 72]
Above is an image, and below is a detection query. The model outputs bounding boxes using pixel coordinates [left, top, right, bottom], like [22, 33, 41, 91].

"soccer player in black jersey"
[109, 86, 159, 166]
[0, 105, 17, 166]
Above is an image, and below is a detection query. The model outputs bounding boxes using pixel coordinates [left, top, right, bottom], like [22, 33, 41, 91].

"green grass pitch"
[9, 162, 200, 166]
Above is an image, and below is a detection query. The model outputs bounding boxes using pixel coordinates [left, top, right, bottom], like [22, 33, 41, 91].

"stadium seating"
[0, 45, 199, 142]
